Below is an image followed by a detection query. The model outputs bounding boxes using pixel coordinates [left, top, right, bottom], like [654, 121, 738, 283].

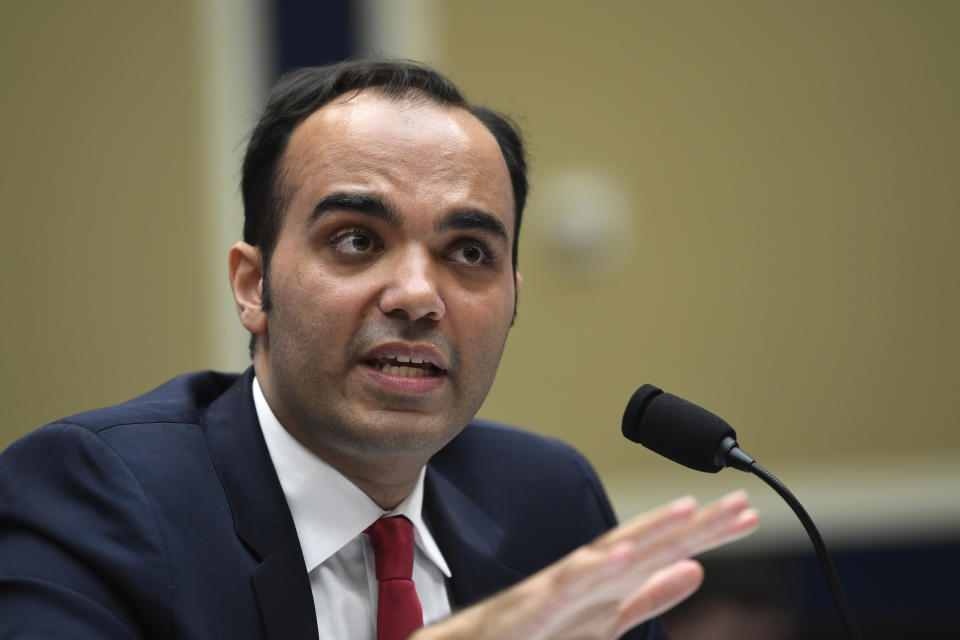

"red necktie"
[365, 516, 424, 640]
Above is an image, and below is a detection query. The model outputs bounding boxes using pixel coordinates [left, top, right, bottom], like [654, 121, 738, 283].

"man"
[0, 60, 757, 639]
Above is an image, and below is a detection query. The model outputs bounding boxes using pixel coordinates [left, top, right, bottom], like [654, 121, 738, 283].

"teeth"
[380, 364, 432, 378]
[375, 354, 434, 367]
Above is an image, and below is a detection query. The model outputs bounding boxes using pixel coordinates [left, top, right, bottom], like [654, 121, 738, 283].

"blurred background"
[1, 1, 957, 637]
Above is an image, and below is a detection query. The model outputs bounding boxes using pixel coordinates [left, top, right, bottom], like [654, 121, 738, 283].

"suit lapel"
[201, 371, 530, 634]
[424, 466, 525, 608]
[203, 369, 318, 640]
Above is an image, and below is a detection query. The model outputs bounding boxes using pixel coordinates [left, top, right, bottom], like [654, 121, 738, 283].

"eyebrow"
[308, 192, 400, 227]
[308, 192, 508, 241]
[434, 209, 509, 241]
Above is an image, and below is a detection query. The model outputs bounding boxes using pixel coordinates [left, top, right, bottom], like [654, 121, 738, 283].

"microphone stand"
[719, 437, 863, 640]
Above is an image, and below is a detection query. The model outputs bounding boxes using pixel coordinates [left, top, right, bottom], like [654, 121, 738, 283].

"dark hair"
[240, 60, 528, 354]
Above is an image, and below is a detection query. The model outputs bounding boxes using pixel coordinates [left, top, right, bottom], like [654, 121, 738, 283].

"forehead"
[278, 90, 515, 233]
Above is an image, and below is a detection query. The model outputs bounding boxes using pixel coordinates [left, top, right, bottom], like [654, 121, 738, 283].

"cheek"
[271, 271, 360, 354]
[453, 285, 515, 356]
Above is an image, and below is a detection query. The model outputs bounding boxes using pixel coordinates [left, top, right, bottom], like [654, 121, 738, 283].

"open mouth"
[365, 355, 445, 378]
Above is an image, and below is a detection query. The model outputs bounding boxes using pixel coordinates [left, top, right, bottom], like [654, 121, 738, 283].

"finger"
[499, 491, 755, 636]
[594, 495, 699, 550]
[546, 495, 746, 619]
[689, 507, 760, 556]
[612, 491, 754, 582]
[608, 501, 758, 637]
[669, 490, 754, 552]
[669, 491, 756, 555]
[611, 559, 705, 639]
[618, 490, 749, 553]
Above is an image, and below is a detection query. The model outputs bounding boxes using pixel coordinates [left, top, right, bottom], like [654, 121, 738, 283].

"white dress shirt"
[253, 378, 453, 640]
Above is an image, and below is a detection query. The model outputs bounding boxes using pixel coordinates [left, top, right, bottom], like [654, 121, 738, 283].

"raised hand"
[414, 491, 759, 640]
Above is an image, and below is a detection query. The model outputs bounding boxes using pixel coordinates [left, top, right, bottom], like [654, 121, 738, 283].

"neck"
[280, 420, 428, 509]
[281, 419, 432, 509]
[334, 458, 424, 510]
[252, 360, 434, 509]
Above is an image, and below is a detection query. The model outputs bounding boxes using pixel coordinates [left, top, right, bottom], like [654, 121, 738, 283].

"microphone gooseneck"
[622, 384, 862, 640]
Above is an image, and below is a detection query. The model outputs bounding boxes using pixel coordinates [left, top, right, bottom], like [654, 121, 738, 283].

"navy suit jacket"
[0, 369, 664, 639]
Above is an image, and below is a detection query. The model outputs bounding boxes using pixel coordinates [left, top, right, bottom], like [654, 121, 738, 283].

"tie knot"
[365, 516, 416, 580]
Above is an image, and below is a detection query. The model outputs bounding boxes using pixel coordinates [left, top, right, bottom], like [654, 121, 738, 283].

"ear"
[228, 242, 268, 336]
[515, 272, 523, 290]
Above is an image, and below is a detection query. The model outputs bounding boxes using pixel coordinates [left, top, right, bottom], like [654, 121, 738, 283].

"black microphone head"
[622, 384, 737, 473]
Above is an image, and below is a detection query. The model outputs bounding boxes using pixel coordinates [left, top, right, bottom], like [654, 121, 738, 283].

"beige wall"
[0, 3, 208, 446]
[431, 1, 959, 539]
[436, 1, 959, 461]
[0, 2, 265, 449]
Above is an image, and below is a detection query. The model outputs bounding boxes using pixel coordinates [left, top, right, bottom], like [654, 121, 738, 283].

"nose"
[378, 247, 445, 323]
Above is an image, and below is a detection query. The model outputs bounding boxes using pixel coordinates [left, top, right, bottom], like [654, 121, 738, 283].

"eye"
[447, 241, 495, 266]
[329, 228, 382, 257]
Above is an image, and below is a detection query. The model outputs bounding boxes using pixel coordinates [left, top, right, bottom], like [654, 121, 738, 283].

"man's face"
[254, 91, 517, 465]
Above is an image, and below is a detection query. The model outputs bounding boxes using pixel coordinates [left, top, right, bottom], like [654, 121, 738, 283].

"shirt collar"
[252, 377, 451, 578]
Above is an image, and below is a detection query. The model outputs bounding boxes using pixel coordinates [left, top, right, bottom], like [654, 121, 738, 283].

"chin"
[347, 412, 463, 455]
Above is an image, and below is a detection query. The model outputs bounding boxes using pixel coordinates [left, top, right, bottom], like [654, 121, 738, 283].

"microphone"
[622, 384, 862, 640]
[621, 384, 755, 473]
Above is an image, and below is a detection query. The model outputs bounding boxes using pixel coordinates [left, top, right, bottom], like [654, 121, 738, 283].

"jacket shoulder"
[48, 369, 242, 434]
[0, 369, 250, 638]
[434, 418, 602, 485]
[431, 418, 619, 534]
